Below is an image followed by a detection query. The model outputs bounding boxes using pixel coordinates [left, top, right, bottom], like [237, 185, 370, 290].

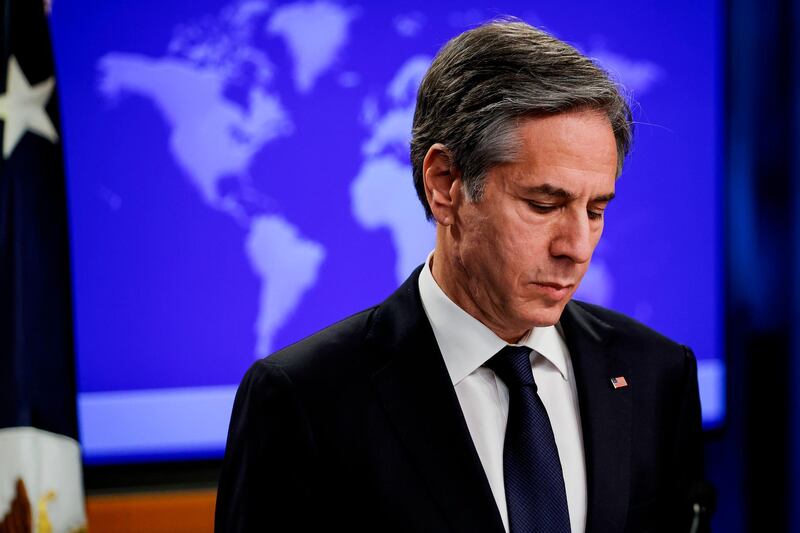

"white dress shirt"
[418, 253, 587, 533]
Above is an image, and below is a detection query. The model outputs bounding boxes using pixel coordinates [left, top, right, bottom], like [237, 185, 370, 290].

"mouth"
[530, 281, 574, 300]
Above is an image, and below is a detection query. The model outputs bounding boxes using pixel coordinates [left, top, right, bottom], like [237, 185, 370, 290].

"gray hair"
[410, 20, 634, 220]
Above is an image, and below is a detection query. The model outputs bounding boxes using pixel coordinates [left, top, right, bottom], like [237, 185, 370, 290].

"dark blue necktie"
[486, 345, 571, 533]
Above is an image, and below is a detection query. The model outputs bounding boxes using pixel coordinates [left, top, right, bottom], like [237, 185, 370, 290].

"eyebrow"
[522, 183, 616, 203]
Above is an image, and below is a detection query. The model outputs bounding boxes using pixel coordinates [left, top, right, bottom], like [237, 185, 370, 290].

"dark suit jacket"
[215, 267, 704, 532]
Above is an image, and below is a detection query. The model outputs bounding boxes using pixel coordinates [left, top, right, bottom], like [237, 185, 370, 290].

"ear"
[422, 143, 462, 226]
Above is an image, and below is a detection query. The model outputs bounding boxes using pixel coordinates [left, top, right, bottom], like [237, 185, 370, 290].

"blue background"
[49, 0, 722, 461]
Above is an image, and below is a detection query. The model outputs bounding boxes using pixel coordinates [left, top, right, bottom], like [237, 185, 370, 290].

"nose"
[549, 208, 595, 264]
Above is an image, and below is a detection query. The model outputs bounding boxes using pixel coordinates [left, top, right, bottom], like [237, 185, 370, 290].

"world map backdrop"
[49, 0, 722, 463]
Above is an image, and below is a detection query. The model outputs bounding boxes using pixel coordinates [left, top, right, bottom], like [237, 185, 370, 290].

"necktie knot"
[485, 345, 536, 388]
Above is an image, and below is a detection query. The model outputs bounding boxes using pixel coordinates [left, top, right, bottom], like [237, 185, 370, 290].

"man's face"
[448, 109, 618, 335]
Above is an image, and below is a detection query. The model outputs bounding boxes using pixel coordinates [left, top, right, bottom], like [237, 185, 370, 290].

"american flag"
[611, 376, 628, 389]
[0, 0, 87, 531]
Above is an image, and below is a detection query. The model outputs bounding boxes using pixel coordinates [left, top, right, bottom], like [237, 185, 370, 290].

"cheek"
[485, 223, 525, 265]
[458, 207, 554, 280]
[501, 222, 554, 261]
[489, 232, 549, 287]
[592, 223, 605, 243]
[459, 226, 516, 288]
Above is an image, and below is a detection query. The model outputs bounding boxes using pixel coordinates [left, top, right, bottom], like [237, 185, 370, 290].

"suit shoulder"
[568, 300, 693, 367]
[571, 300, 679, 345]
[260, 305, 379, 378]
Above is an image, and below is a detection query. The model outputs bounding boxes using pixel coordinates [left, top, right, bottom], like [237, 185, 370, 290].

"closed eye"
[528, 201, 558, 214]
[528, 201, 606, 221]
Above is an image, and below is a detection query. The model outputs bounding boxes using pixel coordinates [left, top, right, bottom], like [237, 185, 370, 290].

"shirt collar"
[418, 251, 569, 385]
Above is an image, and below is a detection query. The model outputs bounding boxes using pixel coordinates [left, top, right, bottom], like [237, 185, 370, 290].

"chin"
[521, 300, 570, 328]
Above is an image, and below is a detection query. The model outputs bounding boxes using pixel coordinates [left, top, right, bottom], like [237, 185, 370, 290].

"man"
[215, 20, 704, 533]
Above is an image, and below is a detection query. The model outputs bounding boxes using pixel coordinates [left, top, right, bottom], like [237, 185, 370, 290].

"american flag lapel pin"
[610, 376, 628, 389]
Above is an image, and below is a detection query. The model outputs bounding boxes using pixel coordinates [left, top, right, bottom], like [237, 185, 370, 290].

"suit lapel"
[368, 270, 505, 533]
[560, 301, 632, 533]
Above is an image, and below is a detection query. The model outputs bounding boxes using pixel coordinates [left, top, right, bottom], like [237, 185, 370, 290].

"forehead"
[504, 110, 618, 193]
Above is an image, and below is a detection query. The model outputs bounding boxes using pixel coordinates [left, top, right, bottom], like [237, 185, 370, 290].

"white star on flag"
[0, 55, 58, 159]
